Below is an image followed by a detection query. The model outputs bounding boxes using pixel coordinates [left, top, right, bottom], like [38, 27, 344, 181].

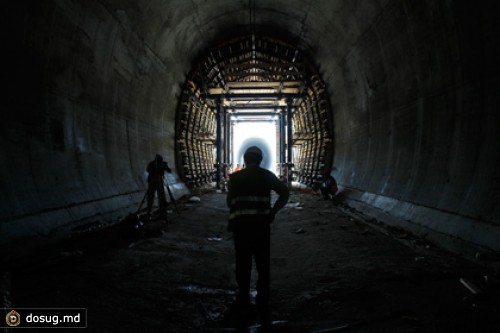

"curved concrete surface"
[2, 1, 499, 254]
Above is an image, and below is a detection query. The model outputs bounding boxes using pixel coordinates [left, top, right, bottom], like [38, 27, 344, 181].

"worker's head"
[155, 154, 163, 162]
[243, 146, 263, 166]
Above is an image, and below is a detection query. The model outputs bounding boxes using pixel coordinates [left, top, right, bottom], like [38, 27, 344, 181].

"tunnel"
[176, 33, 332, 187]
[2, 0, 500, 331]
[3, 0, 499, 257]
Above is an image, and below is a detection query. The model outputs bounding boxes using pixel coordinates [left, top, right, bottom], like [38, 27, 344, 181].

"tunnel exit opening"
[232, 118, 278, 174]
[175, 34, 333, 189]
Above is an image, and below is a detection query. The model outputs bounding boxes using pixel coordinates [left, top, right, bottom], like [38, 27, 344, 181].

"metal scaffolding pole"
[223, 110, 230, 186]
[279, 108, 286, 176]
[215, 98, 223, 189]
[286, 99, 293, 182]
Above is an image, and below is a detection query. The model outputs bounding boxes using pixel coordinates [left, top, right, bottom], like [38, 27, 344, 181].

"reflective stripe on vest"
[229, 208, 271, 220]
[230, 196, 270, 205]
[229, 195, 271, 220]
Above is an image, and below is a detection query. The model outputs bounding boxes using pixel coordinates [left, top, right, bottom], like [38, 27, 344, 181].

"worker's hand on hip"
[267, 212, 276, 224]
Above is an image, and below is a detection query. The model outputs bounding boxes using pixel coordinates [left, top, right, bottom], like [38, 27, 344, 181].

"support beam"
[215, 98, 223, 189]
[231, 112, 280, 117]
[280, 109, 286, 175]
[228, 106, 284, 110]
[204, 93, 303, 100]
[286, 99, 294, 182]
[286, 99, 293, 165]
[221, 63, 304, 70]
[230, 119, 276, 123]
[224, 112, 231, 178]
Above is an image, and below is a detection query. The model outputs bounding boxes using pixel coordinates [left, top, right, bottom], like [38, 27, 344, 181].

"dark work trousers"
[233, 222, 271, 310]
[147, 180, 167, 215]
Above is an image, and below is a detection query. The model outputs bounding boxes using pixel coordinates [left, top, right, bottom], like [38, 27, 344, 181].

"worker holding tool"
[146, 154, 172, 219]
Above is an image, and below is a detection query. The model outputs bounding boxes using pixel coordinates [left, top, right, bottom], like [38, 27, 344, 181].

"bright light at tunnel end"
[232, 121, 277, 174]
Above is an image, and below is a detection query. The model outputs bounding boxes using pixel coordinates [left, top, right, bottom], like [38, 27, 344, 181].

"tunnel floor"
[8, 190, 500, 332]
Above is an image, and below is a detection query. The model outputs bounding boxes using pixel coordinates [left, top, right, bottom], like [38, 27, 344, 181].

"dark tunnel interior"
[2, 1, 500, 331]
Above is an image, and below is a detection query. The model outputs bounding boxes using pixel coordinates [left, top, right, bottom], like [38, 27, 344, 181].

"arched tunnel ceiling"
[2, 1, 499, 254]
[102, 0, 386, 82]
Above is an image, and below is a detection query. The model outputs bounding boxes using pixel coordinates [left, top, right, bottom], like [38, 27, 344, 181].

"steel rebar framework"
[175, 35, 333, 188]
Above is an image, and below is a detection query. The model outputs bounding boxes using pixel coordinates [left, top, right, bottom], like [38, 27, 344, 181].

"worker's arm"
[269, 174, 289, 216]
[226, 179, 233, 208]
[164, 162, 172, 173]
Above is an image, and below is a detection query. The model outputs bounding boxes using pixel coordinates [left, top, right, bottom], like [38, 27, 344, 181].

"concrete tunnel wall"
[2, 1, 499, 253]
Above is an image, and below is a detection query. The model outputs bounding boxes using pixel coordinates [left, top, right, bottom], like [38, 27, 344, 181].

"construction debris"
[189, 196, 201, 202]
[460, 278, 484, 296]
[71, 221, 105, 236]
[475, 251, 500, 262]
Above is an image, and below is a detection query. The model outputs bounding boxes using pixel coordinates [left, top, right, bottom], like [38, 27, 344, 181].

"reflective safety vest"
[227, 166, 280, 222]
[229, 195, 271, 220]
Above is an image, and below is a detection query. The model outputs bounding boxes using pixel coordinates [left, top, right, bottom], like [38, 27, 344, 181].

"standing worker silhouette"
[146, 154, 172, 219]
[226, 146, 289, 324]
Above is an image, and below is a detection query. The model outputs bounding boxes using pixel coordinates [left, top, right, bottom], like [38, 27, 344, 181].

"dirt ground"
[7, 189, 500, 332]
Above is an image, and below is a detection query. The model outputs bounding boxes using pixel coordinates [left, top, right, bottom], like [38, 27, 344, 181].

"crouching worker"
[146, 154, 172, 219]
[225, 146, 289, 324]
[320, 174, 338, 200]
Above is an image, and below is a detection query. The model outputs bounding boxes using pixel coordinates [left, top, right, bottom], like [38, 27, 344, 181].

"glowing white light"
[232, 121, 277, 174]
